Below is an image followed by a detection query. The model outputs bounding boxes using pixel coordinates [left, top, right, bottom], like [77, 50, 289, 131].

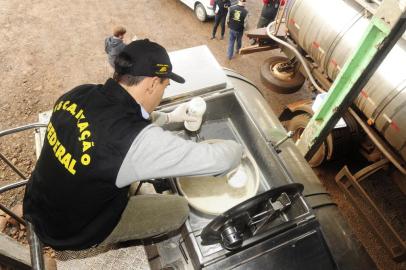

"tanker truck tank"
[283, 0, 406, 166]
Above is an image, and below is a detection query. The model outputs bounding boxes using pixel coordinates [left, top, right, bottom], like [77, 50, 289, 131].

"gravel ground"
[0, 1, 404, 269]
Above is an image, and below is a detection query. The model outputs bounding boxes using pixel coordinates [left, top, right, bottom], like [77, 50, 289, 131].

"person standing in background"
[227, 0, 248, 60]
[211, 0, 231, 40]
[257, 0, 285, 28]
[105, 26, 127, 68]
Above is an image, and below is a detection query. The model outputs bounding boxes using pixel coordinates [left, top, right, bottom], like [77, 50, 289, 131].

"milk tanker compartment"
[267, 0, 406, 169]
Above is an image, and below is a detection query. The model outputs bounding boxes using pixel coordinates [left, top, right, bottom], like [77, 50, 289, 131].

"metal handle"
[273, 131, 293, 148]
[27, 222, 45, 270]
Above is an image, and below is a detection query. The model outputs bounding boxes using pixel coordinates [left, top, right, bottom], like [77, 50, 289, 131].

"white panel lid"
[163, 45, 227, 100]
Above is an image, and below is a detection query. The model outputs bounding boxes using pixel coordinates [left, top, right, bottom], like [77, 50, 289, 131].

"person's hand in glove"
[166, 103, 198, 123]
[150, 103, 198, 126]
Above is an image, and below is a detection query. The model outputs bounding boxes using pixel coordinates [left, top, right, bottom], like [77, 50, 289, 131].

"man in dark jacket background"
[104, 26, 127, 68]
[257, 0, 285, 28]
[211, 0, 231, 40]
[227, 0, 248, 60]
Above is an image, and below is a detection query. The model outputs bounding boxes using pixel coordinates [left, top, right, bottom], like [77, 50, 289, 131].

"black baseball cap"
[115, 39, 185, 84]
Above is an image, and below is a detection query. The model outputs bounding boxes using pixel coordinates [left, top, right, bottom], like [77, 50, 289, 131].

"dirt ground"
[0, 1, 404, 269]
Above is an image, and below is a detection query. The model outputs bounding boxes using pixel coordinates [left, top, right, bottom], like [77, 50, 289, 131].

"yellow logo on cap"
[156, 64, 169, 74]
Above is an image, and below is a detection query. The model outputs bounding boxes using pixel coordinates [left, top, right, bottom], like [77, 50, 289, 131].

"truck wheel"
[260, 56, 305, 94]
[195, 3, 207, 22]
[287, 114, 327, 167]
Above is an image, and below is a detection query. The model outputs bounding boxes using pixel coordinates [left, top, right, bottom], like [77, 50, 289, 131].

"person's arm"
[226, 8, 231, 26]
[212, 0, 218, 14]
[104, 38, 109, 54]
[150, 103, 198, 127]
[244, 12, 249, 30]
[150, 111, 169, 126]
[115, 124, 243, 188]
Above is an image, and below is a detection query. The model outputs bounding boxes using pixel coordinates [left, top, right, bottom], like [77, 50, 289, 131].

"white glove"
[167, 103, 199, 123]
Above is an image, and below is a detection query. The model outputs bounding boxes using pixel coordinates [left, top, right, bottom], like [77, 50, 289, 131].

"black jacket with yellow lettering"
[23, 79, 149, 250]
[228, 5, 248, 32]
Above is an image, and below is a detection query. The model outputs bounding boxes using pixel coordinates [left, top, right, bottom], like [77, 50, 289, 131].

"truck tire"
[287, 114, 327, 167]
[195, 3, 207, 22]
[260, 56, 305, 94]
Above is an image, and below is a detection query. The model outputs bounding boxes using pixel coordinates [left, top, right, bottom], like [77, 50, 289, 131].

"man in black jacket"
[211, 0, 231, 40]
[257, 0, 285, 28]
[23, 39, 243, 251]
[227, 0, 248, 60]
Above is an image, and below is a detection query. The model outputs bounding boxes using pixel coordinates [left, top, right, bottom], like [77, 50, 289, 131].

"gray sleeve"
[150, 111, 168, 126]
[115, 124, 243, 188]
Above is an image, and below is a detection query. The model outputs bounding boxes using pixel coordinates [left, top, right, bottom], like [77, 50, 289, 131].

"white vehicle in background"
[178, 0, 215, 22]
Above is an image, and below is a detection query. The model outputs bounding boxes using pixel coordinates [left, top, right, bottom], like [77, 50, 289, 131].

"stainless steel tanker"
[286, 0, 406, 163]
[250, 0, 406, 261]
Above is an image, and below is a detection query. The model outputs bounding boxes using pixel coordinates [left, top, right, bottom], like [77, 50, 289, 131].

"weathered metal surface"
[0, 233, 31, 269]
